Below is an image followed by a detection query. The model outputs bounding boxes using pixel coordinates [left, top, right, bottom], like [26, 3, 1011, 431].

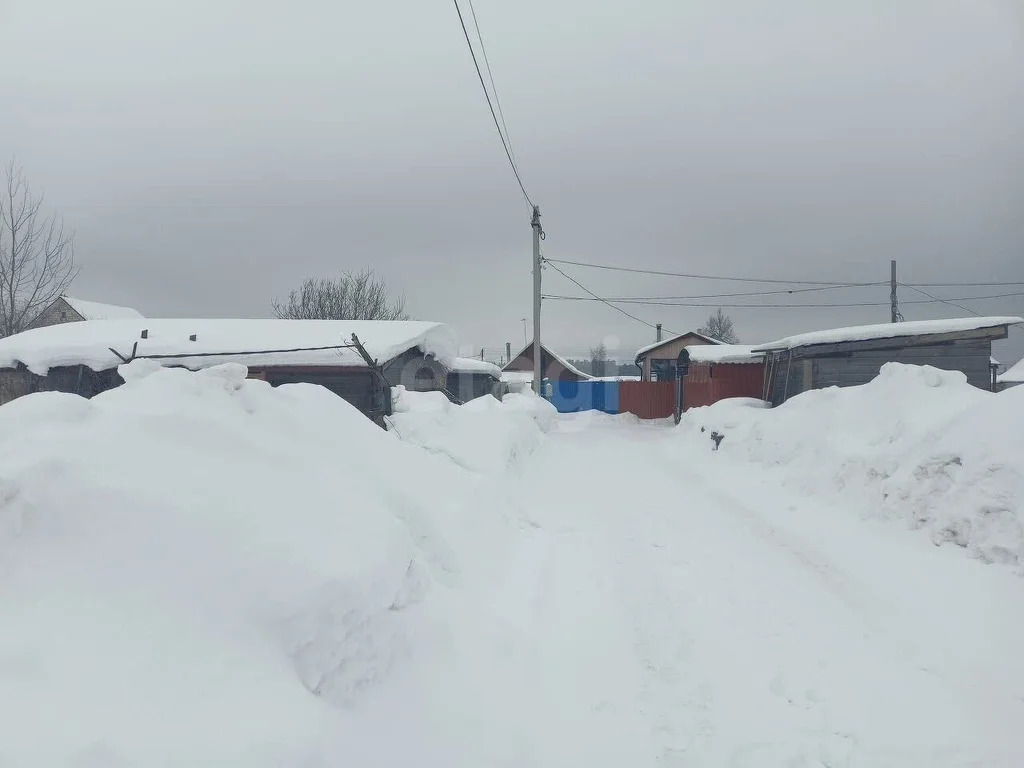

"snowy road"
[447, 414, 1024, 767]
[5, 371, 1023, 767]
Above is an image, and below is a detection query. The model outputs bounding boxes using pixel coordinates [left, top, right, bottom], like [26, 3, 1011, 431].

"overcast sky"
[3, 0, 1023, 363]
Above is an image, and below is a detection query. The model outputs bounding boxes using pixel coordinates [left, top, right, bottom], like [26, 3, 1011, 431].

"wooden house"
[503, 341, 592, 389]
[634, 330, 720, 381]
[26, 296, 143, 329]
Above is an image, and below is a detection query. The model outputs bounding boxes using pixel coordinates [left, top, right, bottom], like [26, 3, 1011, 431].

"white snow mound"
[678, 363, 1024, 566]
[390, 387, 556, 474]
[0, 362, 473, 766]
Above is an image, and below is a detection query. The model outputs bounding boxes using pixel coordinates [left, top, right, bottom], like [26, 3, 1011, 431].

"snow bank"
[678, 363, 1024, 566]
[0, 362, 478, 766]
[390, 386, 556, 474]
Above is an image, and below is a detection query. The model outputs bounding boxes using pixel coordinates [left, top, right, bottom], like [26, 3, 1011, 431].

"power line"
[544, 258, 874, 286]
[546, 262, 671, 332]
[466, 0, 517, 167]
[542, 282, 889, 301]
[542, 291, 1024, 309]
[545, 257, 1024, 289]
[905, 280, 1024, 287]
[902, 284, 981, 317]
[452, 0, 532, 207]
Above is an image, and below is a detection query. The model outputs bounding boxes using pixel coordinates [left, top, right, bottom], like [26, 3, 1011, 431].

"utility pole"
[890, 259, 899, 323]
[532, 205, 543, 394]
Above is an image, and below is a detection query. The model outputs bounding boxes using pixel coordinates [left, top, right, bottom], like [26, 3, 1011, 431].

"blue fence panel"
[548, 380, 620, 414]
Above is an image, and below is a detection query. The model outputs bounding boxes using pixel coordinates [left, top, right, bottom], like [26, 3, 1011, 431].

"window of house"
[650, 359, 676, 382]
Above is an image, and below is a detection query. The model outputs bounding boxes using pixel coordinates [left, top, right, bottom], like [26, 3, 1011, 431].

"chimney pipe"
[656, 323, 662, 342]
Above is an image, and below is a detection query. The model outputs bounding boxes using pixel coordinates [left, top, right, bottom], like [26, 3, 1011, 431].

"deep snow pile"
[0, 362, 497, 766]
[678, 363, 1024, 566]
[390, 386, 556, 475]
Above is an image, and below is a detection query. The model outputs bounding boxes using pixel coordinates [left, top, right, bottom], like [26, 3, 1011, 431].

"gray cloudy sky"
[3, 0, 1023, 363]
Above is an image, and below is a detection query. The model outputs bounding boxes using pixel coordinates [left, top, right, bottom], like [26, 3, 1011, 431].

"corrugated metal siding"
[549, 380, 619, 413]
[768, 354, 806, 406]
[683, 362, 765, 409]
[812, 338, 992, 391]
[620, 381, 676, 419]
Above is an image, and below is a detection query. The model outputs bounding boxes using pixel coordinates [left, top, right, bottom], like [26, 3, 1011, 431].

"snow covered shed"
[26, 296, 143, 329]
[755, 316, 1024, 405]
[503, 341, 592, 386]
[0, 319, 460, 425]
[445, 357, 503, 402]
[634, 330, 720, 381]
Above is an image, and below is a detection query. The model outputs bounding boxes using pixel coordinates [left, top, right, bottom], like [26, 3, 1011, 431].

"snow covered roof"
[0, 318, 458, 376]
[501, 370, 534, 384]
[999, 357, 1024, 384]
[448, 357, 501, 378]
[635, 330, 721, 360]
[684, 344, 764, 364]
[755, 317, 1024, 353]
[504, 341, 593, 380]
[63, 297, 143, 321]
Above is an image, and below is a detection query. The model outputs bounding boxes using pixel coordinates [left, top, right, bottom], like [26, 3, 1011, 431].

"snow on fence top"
[0, 318, 458, 376]
[449, 357, 502, 378]
[684, 344, 764, 364]
[755, 316, 1024, 353]
[999, 357, 1024, 384]
[63, 297, 144, 321]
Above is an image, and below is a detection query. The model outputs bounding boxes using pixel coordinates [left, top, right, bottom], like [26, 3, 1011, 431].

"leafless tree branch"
[0, 160, 77, 337]
[272, 269, 410, 321]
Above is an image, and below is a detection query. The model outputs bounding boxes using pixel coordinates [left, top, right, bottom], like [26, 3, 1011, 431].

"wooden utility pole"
[532, 206, 543, 394]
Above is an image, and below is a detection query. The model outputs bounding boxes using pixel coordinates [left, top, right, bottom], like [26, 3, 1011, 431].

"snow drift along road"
[0, 362, 550, 766]
[678, 363, 1024, 566]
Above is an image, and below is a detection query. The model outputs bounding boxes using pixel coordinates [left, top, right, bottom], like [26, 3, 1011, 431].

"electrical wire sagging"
[452, 0, 533, 208]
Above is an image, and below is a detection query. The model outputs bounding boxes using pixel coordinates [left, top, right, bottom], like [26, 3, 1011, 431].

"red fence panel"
[620, 381, 676, 419]
[684, 363, 765, 409]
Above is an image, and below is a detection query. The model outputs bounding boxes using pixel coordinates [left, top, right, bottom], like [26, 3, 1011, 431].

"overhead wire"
[542, 291, 1024, 309]
[545, 261, 672, 332]
[901, 284, 982, 317]
[452, 0, 533, 208]
[546, 258, 1024, 291]
[466, 0, 517, 167]
[543, 282, 888, 302]
[544, 258, 875, 285]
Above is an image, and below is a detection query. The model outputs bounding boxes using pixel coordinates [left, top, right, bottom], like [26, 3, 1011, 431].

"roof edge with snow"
[503, 341, 593, 380]
[635, 330, 722, 362]
[755, 316, 1024, 354]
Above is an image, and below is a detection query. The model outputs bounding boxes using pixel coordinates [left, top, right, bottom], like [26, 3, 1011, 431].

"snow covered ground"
[1, 362, 1022, 766]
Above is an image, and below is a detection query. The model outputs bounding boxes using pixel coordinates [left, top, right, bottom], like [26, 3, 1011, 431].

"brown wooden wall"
[683, 362, 765, 409]
[620, 380, 676, 419]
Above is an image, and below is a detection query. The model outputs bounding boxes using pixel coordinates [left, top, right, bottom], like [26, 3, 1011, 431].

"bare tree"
[698, 308, 738, 343]
[589, 342, 609, 378]
[272, 269, 410, 321]
[0, 161, 77, 337]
